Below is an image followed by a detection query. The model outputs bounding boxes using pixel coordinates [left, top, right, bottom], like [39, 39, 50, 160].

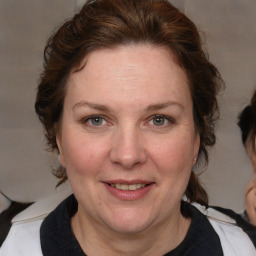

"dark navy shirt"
[40, 195, 224, 256]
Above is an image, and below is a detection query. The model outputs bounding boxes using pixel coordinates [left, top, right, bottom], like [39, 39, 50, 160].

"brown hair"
[35, 0, 224, 206]
[238, 89, 256, 151]
[250, 89, 256, 150]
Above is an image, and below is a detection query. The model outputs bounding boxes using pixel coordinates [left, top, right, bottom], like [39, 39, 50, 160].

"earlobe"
[55, 122, 66, 167]
[193, 156, 197, 165]
[56, 134, 66, 167]
[193, 132, 200, 165]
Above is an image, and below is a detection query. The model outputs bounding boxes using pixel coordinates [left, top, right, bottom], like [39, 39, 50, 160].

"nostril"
[110, 150, 146, 168]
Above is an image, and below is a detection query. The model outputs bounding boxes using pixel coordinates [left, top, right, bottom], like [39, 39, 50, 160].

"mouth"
[109, 183, 147, 191]
[103, 180, 154, 200]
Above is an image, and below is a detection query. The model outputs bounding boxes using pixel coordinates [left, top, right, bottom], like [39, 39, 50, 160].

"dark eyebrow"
[146, 102, 184, 112]
[72, 101, 110, 112]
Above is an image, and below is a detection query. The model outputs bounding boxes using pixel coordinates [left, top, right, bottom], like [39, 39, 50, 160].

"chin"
[104, 208, 154, 234]
[109, 221, 151, 235]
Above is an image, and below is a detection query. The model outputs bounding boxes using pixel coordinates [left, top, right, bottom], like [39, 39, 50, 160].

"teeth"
[136, 184, 142, 189]
[129, 184, 137, 190]
[111, 183, 146, 191]
[121, 184, 128, 190]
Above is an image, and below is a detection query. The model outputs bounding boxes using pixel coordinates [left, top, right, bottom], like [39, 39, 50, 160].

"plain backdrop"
[0, 0, 255, 212]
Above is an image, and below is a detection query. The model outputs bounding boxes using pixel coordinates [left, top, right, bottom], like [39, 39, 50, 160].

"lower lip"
[103, 183, 154, 201]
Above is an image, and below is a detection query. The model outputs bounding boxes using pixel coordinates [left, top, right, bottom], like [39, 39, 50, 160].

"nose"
[110, 126, 148, 169]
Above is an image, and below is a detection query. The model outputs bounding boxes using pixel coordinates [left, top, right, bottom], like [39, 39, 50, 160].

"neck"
[71, 204, 190, 256]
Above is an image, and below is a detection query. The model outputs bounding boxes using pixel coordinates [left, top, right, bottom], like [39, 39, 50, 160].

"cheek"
[150, 135, 194, 174]
[62, 133, 109, 176]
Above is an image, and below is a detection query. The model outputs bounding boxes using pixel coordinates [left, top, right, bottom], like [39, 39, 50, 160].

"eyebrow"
[72, 101, 183, 112]
[146, 102, 183, 112]
[72, 101, 110, 111]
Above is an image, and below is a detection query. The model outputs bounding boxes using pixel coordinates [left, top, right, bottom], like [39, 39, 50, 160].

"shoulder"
[0, 219, 44, 256]
[211, 205, 256, 246]
[10, 183, 72, 225]
[0, 183, 72, 256]
[192, 203, 256, 256]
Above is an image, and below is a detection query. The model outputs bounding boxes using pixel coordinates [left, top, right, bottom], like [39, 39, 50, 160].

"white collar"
[12, 182, 72, 224]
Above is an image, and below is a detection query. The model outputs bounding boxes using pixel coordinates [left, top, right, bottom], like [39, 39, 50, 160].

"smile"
[110, 184, 146, 191]
[103, 181, 154, 200]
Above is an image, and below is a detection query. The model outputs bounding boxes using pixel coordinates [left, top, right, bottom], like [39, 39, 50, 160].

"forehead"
[75, 44, 186, 79]
[66, 45, 191, 108]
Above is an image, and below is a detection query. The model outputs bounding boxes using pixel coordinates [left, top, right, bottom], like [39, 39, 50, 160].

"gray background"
[0, 0, 255, 212]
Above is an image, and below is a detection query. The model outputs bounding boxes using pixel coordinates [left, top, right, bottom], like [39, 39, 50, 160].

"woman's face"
[57, 45, 200, 234]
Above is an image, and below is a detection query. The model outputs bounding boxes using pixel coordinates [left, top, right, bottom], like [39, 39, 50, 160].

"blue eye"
[149, 115, 173, 127]
[152, 116, 166, 126]
[90, 117, 104, 126]
[85, 116, 106, 126]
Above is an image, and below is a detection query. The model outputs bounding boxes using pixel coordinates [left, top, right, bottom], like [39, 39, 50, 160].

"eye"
[149, 115, 174, 127]
[152, 116, 166, 126]
[83, 115, 106, 126]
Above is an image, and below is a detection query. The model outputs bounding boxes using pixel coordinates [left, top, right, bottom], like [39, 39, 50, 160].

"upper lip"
[103, 179, 154, 185]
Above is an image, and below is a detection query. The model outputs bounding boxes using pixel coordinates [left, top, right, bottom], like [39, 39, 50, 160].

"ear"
[55, 126, 66, 168]
[193, 132, 200, 165]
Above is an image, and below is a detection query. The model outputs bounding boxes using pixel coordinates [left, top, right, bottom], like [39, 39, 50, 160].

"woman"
[1, 0, 255, 255]
[238, 89, 256, 226]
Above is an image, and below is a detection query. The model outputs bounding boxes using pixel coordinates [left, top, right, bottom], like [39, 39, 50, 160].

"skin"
[245, 136, 256, 226]
[57, 45, 200, 256]
[246, 136, 256, 173]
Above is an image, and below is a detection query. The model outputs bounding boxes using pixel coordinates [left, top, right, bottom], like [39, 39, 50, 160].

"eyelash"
[147, 114, 175, 128]
[79, 114, 175, 128]
[80, 115, 108, 127]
